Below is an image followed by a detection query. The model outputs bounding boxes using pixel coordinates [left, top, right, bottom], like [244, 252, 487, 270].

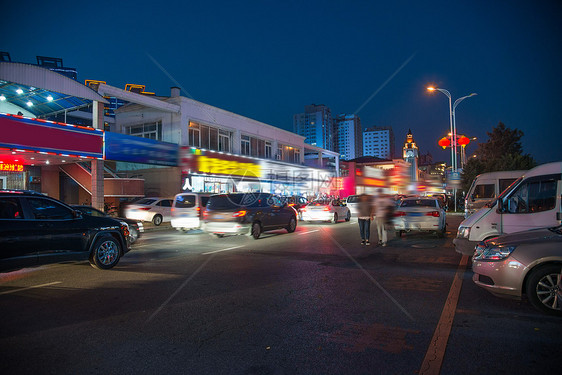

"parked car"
[71, 205, 144, 244]
[0, 190, 130, 271]
[124, 197, 173, 225]
[472, 225, 562, 316]
[171, 192, 211, 232]
[300, 199, 351, 223]
[203, 193, 297, 239]
[454, 161, 562, 255]
[393, 197, 446, 238]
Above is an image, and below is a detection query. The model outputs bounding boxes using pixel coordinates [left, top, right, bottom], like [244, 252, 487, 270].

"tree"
[460, 122, 537, 192]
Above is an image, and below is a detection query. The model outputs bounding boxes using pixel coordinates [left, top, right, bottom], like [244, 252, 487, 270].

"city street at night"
[1, 216, 560, 375]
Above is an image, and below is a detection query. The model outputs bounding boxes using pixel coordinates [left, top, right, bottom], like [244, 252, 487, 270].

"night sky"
[3, 0, 561, 164]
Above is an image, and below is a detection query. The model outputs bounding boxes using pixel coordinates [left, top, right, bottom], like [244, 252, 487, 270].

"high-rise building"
[293, 104, 334, 151]
[363, 126, 394, 159]
[335, 114, 362, 160]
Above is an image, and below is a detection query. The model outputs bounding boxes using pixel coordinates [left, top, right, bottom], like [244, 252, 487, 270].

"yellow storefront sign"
[197, 155, 261, 178]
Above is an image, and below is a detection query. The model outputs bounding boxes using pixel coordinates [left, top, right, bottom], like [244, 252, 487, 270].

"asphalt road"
[1, 216, 561, 375]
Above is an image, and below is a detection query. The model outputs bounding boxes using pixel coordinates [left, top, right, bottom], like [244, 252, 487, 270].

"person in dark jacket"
[357, 194, 374, 245]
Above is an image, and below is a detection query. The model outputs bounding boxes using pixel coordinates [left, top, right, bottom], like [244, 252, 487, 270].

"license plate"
[408, 212, 423, 216]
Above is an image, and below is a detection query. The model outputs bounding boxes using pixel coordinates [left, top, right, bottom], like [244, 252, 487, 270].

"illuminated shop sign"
[180, 148, 261, 178]
[0, 163, 24, 172]
[198, 155, 261, 178]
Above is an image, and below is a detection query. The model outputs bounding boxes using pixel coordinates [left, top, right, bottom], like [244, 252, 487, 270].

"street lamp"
[427, 86, 477, 212]
[427, 87, 477, 172]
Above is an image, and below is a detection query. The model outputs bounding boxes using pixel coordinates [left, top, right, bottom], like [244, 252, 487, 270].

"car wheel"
[89, 235, 121, 270]
[436, 225, 445, 238]
[526, 264, 562, 316]
[332, 213, 338, 224]
[215, 233, 225, 238]
[286, 216, 297, 233]
[129, 227, 139, 243]
[251, 222, 262, 239]
[345, 212, 351, 221]
[152, 214, 163, 226]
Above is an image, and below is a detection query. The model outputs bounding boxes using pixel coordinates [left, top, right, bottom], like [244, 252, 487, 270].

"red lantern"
[438, 137, 451, 149]
[457, 135, 470, 146]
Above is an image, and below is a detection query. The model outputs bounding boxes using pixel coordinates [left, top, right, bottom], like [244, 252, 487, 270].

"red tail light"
[394, 211, 406, 217]
[233, 210, 247, 217]
[138, 207, 151, 211]
[202, 210, 208, 219]
[171, 208, 175, 213]
[301, 207, 307, 212]
[426, 211, 440, 217]
[323, 206, 330, 211]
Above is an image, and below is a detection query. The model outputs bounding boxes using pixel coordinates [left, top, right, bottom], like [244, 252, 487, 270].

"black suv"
[203, 193, 297, 239]
[0, 190, 130, 272]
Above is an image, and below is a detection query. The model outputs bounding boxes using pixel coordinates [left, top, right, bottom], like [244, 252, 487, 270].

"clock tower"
[403, 129, 419, 182]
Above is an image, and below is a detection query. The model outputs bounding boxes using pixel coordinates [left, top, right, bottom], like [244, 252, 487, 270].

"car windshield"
[486, 177, 523, 208]
[400, 199, 436, 208]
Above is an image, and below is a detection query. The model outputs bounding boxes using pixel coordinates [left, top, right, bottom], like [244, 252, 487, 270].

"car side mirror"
[73, 210, 83, 219]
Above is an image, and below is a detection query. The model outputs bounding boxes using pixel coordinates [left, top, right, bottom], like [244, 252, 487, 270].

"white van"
[454, 162, 562, 255]
[464, 170, 526, 218]
[171, 192, 211, 232]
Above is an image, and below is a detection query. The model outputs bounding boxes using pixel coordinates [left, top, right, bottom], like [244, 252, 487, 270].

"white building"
[335, 114, 362, 160]
[363, 126, 395, 160]
[113, 87, 339, 196]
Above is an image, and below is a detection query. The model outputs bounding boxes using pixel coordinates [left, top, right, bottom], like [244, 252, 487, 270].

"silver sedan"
[393, 198, 446, 238]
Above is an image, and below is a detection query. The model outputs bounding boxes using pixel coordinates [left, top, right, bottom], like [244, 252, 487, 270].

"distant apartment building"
[335, 114, 362, 160]
[363, 126, 395, 159]
[293, 104, 334, 151]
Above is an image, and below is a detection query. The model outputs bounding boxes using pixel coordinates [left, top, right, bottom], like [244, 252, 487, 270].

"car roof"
[0, 189, 46, 196]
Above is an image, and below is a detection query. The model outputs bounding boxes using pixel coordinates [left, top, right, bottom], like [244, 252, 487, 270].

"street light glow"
[427, 86, 436, 91]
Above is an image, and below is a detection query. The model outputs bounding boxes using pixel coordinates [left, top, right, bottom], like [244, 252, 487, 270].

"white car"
[124, 197, 173, 226]
[300, 199, 351, 223]
[393, 197, 446, 237]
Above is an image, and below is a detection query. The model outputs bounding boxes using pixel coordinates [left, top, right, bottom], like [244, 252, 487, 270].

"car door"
[156, 199, 173, 221]
[0, 196, 38, 270]
[25, 197, 86, 262]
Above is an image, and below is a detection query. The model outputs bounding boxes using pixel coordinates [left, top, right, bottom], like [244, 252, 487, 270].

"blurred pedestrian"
[374, 188, 393, 246]
[357, 194, 374, 245]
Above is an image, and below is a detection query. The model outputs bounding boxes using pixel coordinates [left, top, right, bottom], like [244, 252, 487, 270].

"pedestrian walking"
[357, 194, 374, 245]
[374, 188, 393, 246]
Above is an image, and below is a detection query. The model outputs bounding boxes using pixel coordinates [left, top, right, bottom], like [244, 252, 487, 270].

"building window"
[219, 129, 231, 152]
[241, 135, 250, 156]
[189, 121, 200, 147]
[128, 121, 162, 140]
[265, 141, 272, 159]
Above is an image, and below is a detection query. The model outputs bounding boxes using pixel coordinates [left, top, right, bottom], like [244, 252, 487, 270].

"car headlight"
[457, 226, 470, 239]
[473, 245, 516, 261]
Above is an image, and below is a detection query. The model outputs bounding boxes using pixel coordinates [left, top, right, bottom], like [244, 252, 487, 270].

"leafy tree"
[460, 122, 537, 192]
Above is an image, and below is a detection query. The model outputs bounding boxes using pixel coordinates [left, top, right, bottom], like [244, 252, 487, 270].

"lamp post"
[427, 86, 477, 212]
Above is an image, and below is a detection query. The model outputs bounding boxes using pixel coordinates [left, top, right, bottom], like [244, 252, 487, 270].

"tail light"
[138, 207, 151, 211]
[233, 210, 247, 217]
[301, 207, 307, 212]
[171, 208, 175, 213]
[426, 211, 440, 217]
[202, 210, 208, 219]
[323, 206, 330, 211]
[394, 211, 406, 217]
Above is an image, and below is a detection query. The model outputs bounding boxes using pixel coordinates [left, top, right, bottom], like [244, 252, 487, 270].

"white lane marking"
[298, 230, 319, 235]
[0, 281, 62, 296]
[202, 246, 245, 255]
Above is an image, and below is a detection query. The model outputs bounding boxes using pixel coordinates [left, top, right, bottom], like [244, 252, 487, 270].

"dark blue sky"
[3, 0, 561, 164]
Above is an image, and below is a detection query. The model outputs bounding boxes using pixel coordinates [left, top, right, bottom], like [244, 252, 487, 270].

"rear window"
[400, 199, 437, 208]
[175, 195, 196, 208]
[208, 194, 272, 209]
[346, 195, 360, 203]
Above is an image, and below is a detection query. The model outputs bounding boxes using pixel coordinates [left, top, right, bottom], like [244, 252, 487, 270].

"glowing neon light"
[0, 163, 24, 172]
